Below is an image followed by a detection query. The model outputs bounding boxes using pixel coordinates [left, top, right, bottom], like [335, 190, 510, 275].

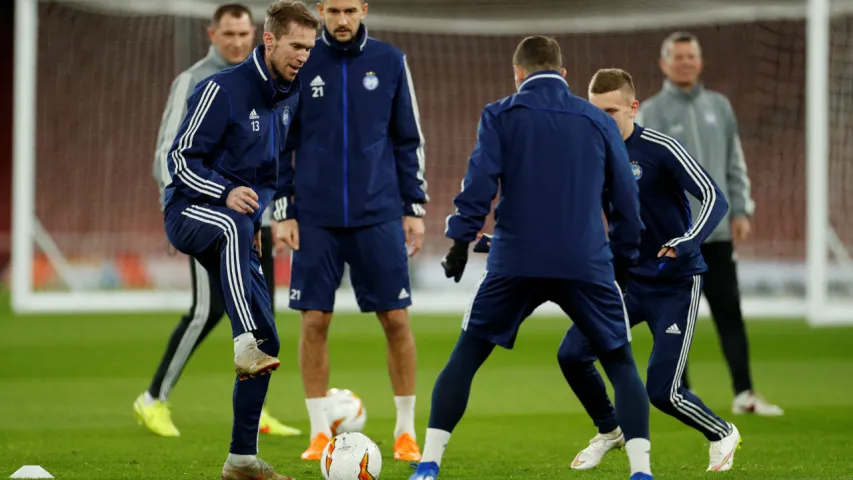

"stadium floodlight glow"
[11, 0, 853, 324]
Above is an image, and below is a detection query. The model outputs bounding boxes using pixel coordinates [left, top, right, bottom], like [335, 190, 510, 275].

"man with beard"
[273, 0, 428, 463]
[161, 2, 318, 477]
[137, 2, 300, 441]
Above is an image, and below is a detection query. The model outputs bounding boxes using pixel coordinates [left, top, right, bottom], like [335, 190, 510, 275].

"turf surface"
[1, 298, 852, 479]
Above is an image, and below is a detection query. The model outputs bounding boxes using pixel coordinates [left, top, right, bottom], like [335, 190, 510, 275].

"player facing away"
[409, 36, 653, 480]
[561, 68, 741, 472]
[162, 2, 318, 478]
[136, 2, 300, 439]
[273, 0, 428, 462]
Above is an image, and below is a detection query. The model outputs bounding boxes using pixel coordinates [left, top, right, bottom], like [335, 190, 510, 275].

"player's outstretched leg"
[557, 326, 624, 470]
[645, 275, 741, 472]
[222, 246, 292, 479]
[598, 344, 652, 480]
[256, 227, 302, 438]
[556, 280, 652, 480]
[409, 331, 495, 480]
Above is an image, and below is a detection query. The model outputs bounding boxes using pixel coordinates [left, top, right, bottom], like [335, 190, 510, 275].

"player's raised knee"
[232, 214, 255, 242]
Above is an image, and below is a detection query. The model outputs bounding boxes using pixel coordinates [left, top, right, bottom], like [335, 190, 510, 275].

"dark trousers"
[682, 241, 753, 395]
[148, 226, 276, 400]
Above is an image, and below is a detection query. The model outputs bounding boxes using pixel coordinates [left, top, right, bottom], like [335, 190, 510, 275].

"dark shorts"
[288, 220, 412, 313]
[462, 272, 631, 351]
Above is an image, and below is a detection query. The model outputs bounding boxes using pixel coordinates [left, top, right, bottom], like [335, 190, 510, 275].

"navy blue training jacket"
[619, 123, 728, 278]
[445, 71, 644, 281]
[164, 45, 301, 228]
[273, 25, 428, 227]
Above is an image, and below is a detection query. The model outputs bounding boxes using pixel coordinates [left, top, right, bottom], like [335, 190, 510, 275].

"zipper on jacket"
[687, 104, 705, 166]
[342, 57, 349, 227]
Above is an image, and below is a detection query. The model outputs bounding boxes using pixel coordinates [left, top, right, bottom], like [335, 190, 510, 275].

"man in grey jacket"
[133, 3, 301, 437]
[636, 31, 783, 416]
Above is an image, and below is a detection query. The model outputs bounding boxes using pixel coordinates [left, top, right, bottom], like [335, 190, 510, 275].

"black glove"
[441, 240, 469, 282]
[473, 233, 492, 253]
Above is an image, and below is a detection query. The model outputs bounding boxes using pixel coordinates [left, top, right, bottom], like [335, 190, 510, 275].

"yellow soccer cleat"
[394, 433, 422, 461]
[133, 393, 180, 437]
[259, 407, 302, 436]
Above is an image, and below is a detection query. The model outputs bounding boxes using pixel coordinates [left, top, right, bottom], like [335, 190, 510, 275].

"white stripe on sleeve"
[402, 56, 428, 202]
[171, 81, 227, 198]
[640, 129, 716, 248]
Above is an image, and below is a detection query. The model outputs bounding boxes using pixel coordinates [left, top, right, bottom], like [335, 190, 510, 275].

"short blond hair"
[588, 68, 636, 98]
[264, 0, 319, 38]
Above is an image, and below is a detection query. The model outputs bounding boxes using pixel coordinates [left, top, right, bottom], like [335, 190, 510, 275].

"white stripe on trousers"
[669, 275, 730, 437]
[180, 205, 256, 332]
[159, 257, 210, 400]
[461, 270, 488, 331]
[614, 281, 632, 343]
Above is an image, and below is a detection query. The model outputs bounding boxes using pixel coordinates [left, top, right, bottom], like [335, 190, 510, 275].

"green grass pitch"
[1, 296, 852, 479]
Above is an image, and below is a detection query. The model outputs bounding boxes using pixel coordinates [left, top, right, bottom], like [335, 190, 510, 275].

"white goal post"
[11, 0, 853, 325]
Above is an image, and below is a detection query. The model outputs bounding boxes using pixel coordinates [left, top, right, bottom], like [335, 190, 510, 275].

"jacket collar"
[250, 45, 300, 103]
[626, 122, 643, 145]
[517, 70, 570, 92]
[206, 45, 232, 69]
[663, 79, 704, 100]
[320, 24, 369, 55]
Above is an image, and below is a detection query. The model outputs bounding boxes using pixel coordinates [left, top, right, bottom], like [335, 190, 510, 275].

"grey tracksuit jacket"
[152, 45, 273, 225]
[636, 80, 755, 243]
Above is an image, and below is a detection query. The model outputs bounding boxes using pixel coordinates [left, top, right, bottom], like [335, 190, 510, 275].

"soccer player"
[136, 2, 300, 439]
[409, 36, 653, 480]
[560, 68, 741, 472]
[273, 0, 428, 462]
[637, 31, 782, 415]
[161, 2, 318, 478]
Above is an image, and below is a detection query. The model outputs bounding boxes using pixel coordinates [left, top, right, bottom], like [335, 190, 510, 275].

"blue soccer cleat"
[630, 473, 653, 480]
[409, 461, 440, 480]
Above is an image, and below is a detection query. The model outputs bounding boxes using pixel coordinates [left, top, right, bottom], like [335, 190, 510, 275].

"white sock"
[226, 453, 256, 467]
[233, 332, 255, 357]
[625, 438, 651, 475]
[306, 397, 331, 438]
[420, 428, 451, 467]
[142, 391, 157, 406]
[394, 395, 416, 438]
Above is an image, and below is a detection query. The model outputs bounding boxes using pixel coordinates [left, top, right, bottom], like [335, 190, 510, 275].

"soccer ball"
[320, 432, 382, 480]
[326, 388, 367, 435]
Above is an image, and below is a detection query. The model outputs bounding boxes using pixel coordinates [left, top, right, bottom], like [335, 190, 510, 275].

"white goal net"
[11, 0, 853, 324]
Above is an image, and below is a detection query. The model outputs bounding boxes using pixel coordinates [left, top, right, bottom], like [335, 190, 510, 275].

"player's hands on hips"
[657, 246, 677, 258]
[226, 186, 259, 214]
[403, 216, 425, 257]
[442, 240, 469, 283]
[254, 230, 262, 258]
[275, 219, 300, 252]
[731, 216, 751, 243]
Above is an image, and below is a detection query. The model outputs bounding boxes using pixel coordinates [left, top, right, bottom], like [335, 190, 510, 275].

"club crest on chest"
[363, 71, 378, 91]
[631, 161, 643, 180]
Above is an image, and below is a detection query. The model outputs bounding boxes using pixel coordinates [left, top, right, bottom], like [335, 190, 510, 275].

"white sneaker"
[570, 428, 625, 470]
[708, 423, 741, 471]
[234, 338, 280, 380]
[732, 391, 784, 416]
